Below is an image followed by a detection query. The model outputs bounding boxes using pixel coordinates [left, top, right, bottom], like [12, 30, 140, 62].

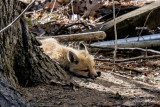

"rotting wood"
[36, 31, 106, 42]
[87, 1, 160, 39]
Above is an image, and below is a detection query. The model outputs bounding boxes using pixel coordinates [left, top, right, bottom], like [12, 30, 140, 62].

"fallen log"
[90, 34, 160, 48]
[88, 1, 160, 39]
[36, 31, 106, 42]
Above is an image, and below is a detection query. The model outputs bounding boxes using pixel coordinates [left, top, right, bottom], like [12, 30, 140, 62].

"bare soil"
[20, 58, 160, 107]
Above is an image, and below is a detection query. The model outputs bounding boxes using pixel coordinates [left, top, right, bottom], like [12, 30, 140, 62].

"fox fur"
[40, 38, 100, 79]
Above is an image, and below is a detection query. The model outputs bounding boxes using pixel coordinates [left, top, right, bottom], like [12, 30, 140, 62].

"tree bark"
[0, 74, 30, 106]
[0, 0, 70, 88]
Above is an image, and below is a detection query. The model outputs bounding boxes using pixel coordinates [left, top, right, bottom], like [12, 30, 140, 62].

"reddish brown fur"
[40, 38, 99, 78]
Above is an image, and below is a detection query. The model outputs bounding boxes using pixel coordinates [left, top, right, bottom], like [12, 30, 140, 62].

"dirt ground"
[20, 58, 160, 107]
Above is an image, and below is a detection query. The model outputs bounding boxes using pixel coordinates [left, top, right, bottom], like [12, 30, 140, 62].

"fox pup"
[40, 38, 101, 79]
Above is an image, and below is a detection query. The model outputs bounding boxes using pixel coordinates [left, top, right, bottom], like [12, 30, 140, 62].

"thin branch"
[116, 64, 150, 74]
[95, 58, 112, 62]
[54, 1, 72, 13]
[50, 0, 57, 14]
[112, 0, 118, 65]
[71, 0, 74, 15]
[89, 46, 160, 55]
[93, 13, 112, 23]
[138, 9, 154, 40]
[0, 0, 36, 33]
[95, 55, 160, 63]
[54, 23, 89, 35]
[25, 1, 72, 15]
[116, 55, 160, 63]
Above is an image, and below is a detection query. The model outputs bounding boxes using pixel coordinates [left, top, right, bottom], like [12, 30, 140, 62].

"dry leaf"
[89, 16, 95, 21]
[129, 66, 135, 69]
[83, 0, 104, 18]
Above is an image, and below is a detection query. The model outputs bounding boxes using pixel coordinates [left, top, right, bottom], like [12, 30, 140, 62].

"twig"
[25, 0, 72, 15]
[0, 0, 35, 33]
[50, 0, 57, 14]
[116, 5, 121, 17]
[116, 55, 160, 62]
[54, 1, 72, 13]
[64, 23, 89, 29]
[138, 9, 154, 40]
[116, 64, 150, 74]
[93, 49, 101, 57]
[112, 0, 118, 65]
[89, 46, 160, 55]
[95, 55, 160, 63]
[54, 23, 89, 35]
[71, 0, 74, 15]
[93, 12, 112, 23]
[95, 58, 112, 62]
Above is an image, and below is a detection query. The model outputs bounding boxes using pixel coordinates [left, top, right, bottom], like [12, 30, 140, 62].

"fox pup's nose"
[90, 71, 101, 79]
[89, 75, 97, 79]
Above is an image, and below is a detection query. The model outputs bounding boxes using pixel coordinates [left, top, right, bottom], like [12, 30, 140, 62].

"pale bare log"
[36, 31, 106, 42]
[90, 34, 160, 48]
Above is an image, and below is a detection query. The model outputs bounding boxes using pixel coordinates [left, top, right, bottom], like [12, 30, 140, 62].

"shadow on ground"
[20, 71, 160, 107]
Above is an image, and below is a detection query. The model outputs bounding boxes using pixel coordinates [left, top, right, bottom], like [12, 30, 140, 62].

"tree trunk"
[0, 0, 70, 88]
[0, 74, 30, 106]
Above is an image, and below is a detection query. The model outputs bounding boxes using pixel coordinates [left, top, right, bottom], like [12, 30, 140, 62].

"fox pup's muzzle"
[89, 71, 101, 79]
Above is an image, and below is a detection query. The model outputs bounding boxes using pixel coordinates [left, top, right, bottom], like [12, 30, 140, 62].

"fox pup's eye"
[74, 61, 79, 64]
[84, 70, 89, 72]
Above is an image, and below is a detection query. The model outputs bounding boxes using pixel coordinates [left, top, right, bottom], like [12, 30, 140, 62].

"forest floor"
[20, 56, 160, 106]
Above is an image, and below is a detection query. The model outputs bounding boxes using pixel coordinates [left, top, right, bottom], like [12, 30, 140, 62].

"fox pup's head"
[67, 43, 101, 79]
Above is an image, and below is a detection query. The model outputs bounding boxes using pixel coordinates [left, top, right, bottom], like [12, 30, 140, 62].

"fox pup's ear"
[78, 42, 88, 53]
[67, 51, 79, 64]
